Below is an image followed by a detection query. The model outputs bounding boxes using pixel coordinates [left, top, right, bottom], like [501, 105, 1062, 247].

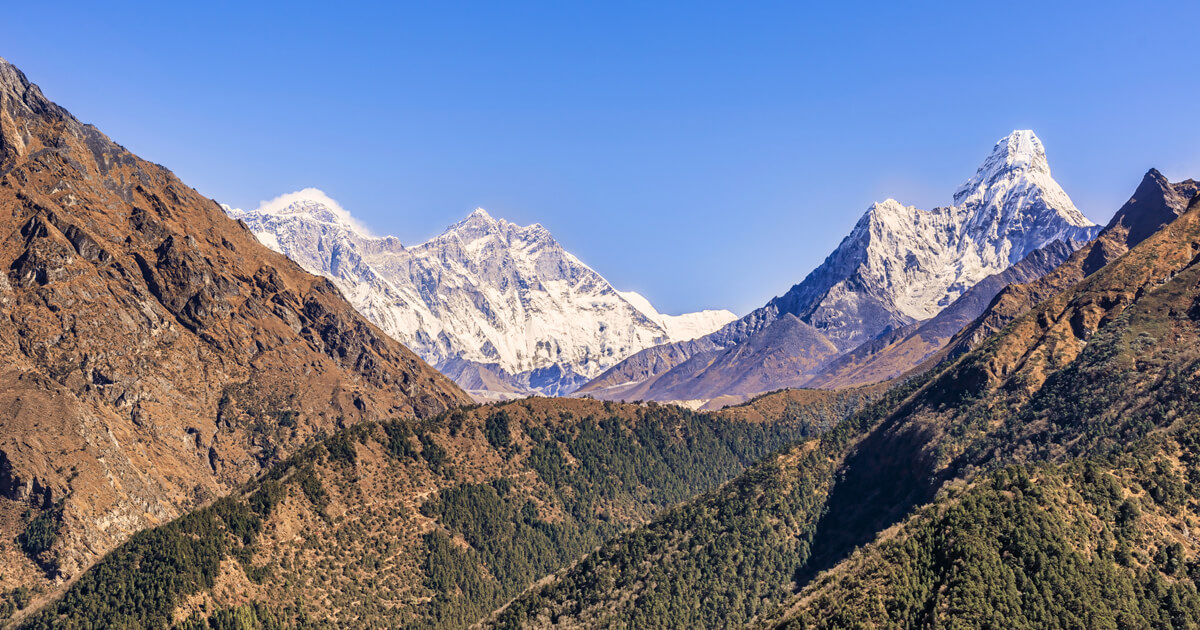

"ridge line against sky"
[2, 1, 1198, 314]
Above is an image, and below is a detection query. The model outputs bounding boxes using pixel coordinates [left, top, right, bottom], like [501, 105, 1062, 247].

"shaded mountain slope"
[616, 315, 840, 405]
[0, 56, 469, 604]
[569, 336, 720, 402]
[771, 453, 1200, 629]
[481, 181, 1200, 629]
[482, 379, 929, 630]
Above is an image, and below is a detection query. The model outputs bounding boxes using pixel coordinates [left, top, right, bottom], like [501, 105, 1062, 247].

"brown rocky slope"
[0, 55, 470, 601]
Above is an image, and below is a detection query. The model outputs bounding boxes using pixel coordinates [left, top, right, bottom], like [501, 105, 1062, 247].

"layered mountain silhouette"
[33, 158, 1186, 630]
[928, 167, 1200, 367]
[7, 52, 1200, 630]
[807, 168, 1198, 388]
[577, 130, 1101, 406]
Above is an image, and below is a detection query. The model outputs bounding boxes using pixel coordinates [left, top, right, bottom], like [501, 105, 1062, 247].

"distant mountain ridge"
[802, 238, 1080, 389]
[227, 200, 735, 398]
[577, 130, 1101, 405]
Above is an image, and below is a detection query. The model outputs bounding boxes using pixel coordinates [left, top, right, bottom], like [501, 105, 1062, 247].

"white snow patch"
[619, 291, 737, 342]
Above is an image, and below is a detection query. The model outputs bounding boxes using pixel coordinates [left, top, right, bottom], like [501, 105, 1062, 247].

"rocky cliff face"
[0, 57, 469, 596]
[228, 199, 735, 398]
[577, 130, 1101, 405]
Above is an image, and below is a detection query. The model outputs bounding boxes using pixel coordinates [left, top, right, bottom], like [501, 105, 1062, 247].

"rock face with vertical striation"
[0, 56, 470, 595]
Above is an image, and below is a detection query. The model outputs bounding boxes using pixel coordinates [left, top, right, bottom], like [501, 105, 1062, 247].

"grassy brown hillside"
[16, 392, 874, 629]
[481, 185, 1200, 629]
[715, 385, 887, 424]
[0, 56, 469, 608]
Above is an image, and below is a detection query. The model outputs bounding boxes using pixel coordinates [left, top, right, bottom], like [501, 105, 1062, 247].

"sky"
[3, 1, 1198, 315]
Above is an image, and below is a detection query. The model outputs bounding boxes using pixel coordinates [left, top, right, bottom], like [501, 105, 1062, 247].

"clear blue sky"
[3, 1, 1198, 315]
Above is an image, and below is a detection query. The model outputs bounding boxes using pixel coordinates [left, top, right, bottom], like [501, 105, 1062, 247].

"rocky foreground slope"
[0, 56, 469, 606]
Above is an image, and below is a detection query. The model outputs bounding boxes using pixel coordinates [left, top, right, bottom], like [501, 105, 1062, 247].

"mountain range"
[26, 148, 1200, 628]
[576, 129, 1101, 406]
[227, 199, 735, 399]
[231, 131, 1100, 408]
[480, 164, 1200, 630]
[6, 53, 1200, 630]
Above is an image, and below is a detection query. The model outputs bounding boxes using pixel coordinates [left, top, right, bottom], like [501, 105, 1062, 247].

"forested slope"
[16, 392, 873, 629]
[482, 188, 1200, 629]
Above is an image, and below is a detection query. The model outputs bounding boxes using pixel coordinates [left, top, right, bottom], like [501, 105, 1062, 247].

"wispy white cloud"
[255, 187, 374, 236]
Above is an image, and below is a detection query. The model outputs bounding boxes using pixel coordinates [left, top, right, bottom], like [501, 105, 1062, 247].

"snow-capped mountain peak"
[954, 130, 1093, 233]
[227, 198, 736, 397]
[862, 198, 923, 226]
[772, 130, 1100, 346]
[954, 130, 1050, 206]
[451, 206, 501, 231]
[434, 207, 554, 249]
[251, 188, 374, 236]
[577, 130, 1104, 406]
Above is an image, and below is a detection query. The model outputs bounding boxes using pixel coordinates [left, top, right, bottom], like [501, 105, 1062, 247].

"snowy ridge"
[227, 201, 735, 397]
